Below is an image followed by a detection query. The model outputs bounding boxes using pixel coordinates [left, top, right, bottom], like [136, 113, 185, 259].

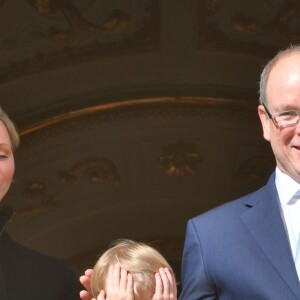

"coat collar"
[240, 173, 300, 297]
[0, 206, 15, 237]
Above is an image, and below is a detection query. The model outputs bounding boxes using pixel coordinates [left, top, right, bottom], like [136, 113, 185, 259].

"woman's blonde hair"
[0, 106, 20, 150]
[90, 239, 175, 299]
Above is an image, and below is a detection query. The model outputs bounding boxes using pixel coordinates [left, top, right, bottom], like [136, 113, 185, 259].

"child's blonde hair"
[90, 239, 175, 299]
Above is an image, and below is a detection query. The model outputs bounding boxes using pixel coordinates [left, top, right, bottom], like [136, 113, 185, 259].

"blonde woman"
[0, 106, 81, 299]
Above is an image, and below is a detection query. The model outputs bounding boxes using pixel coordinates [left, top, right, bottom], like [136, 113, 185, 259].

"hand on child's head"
[151, 268, 177, 300]
[104, 264, 134, 300]
[94, 290, 105, 300]
[80, 269, 94, 300]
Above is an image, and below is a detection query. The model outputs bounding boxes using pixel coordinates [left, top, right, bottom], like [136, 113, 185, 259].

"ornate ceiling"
[0, 0, 296, 283]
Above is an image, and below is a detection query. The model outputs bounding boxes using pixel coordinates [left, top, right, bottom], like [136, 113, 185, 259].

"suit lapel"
[240, 174, 300, 297]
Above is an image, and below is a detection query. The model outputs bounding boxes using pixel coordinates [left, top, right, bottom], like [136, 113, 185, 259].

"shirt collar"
[275, 167, 300, 208]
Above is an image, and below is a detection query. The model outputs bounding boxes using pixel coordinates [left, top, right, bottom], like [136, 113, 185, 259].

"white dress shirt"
[275, 167, 300, 280]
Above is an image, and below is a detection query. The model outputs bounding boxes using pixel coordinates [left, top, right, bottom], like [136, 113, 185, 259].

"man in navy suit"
[179, 46, 300, 299]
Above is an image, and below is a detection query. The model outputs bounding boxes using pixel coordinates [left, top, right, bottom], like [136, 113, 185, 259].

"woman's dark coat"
[0, 207, 81, 300]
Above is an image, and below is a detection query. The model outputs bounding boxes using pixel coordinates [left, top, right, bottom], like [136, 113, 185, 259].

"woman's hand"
[79, 269, 93, 300]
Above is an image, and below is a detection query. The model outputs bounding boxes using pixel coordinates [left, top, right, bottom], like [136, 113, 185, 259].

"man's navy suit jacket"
[179, 173, 300, 300]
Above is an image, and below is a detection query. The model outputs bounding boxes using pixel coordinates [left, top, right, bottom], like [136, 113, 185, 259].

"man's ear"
[258, 105, 271, 141]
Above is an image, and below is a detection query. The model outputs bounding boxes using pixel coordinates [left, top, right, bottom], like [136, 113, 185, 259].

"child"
[88, 239, 177, 300]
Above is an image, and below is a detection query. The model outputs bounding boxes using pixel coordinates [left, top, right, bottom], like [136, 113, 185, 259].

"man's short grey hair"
[259, 45, 300, 106]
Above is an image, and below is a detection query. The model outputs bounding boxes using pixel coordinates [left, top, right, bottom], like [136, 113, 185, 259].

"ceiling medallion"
[160, 140, 201, 180]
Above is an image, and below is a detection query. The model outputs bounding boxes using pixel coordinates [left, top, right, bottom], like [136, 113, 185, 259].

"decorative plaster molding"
[160, 140, 201, 179]
[15, 181, 59, 216]
[0, 0, 158, 82]
[234, 155, 275, 183]
[199, 0, 300, 55]
[58, 158, 122, 186]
